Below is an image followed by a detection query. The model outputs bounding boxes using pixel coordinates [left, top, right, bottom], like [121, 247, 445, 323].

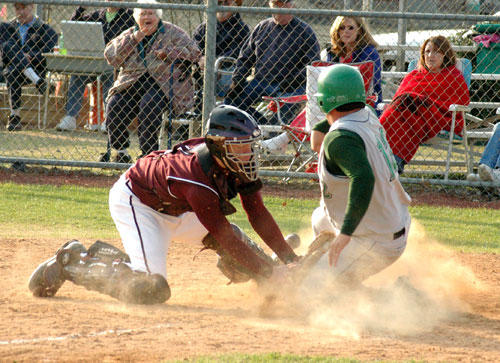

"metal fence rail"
[0, 0, 498, 192]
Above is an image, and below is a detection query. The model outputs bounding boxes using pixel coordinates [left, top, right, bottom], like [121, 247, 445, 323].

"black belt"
[393, 227, 405, 240]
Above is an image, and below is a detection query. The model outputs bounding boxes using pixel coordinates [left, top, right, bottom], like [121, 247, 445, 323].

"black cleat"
[115, 153, 132, 164]
[6, 115, 22, 131]
[28, 240, 86, 297]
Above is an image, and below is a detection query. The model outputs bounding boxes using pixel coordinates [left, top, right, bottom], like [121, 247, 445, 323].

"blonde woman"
[321, 16, 382, 107]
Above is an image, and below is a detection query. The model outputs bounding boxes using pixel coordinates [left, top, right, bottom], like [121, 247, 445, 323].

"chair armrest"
[215, 56, 237, 75]
[377, 102, 389, 111]
[448, 104, 471, 112]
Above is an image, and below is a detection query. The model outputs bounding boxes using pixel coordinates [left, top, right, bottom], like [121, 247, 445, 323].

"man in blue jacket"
[1, 3, 57, 131]
[224, 0, 320, 126]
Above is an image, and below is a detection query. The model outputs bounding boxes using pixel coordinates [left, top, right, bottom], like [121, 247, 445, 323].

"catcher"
[28, 105, 300, 304]
[309, 64, 412, 288]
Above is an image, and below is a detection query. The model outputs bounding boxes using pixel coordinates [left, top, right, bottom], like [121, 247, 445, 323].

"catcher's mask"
[205, 105, 262, 182]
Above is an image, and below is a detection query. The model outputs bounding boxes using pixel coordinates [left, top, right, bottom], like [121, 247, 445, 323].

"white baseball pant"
[109, 174, 209, 279]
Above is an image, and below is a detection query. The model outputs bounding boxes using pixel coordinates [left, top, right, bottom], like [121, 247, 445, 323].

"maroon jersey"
[125, 138, 296, 277]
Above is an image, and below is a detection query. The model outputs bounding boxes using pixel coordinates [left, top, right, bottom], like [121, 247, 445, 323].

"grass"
[169, 352, 427, 362]
[409, 205, 499, 252]
[0, 181, 498, 253]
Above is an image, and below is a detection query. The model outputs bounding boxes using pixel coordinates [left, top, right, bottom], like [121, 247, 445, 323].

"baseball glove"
[201, 224, 277, 284]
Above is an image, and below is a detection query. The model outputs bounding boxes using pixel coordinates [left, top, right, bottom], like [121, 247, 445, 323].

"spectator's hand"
[154, 50, 168, 61]
[133, 29, 146, 42]
[155, 49, 184, 62]
[199, 55, 206, 71]
[24, 52, 32, 62]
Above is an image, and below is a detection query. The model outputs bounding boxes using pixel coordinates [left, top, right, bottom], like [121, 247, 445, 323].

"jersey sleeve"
[178, 182, 274, 278]
[323, 130, 375, 235]
[240, 191, 297, 264]
[312, 119, 330, 134]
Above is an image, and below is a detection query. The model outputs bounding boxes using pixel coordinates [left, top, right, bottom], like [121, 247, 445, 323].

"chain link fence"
[0, 0, 498, 196]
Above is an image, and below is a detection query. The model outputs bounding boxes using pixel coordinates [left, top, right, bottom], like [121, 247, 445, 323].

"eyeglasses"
[339, 25, 356, 31]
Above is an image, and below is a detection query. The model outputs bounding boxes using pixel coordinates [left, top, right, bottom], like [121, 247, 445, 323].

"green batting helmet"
[315, 64, 366, 114]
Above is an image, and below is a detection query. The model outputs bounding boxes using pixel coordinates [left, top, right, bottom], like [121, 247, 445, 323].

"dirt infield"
[1, 168, 499, 361]
[1, 229, 500, 362]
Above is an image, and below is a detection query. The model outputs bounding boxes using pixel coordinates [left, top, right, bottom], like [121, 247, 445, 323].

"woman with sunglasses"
[305, 16, 383, 153]
[321, 16, 382, 109]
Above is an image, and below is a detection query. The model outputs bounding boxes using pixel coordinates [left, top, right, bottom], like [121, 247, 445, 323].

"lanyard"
[136, 22, 164, 68]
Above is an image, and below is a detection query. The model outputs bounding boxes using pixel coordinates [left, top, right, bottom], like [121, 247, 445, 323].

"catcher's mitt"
[201, 224, 277, 284]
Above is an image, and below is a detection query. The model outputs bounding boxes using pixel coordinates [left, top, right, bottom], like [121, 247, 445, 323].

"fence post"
[363, 0, 373, 26]
[202, 0, 218, 135]
[397, 0, 408, 71]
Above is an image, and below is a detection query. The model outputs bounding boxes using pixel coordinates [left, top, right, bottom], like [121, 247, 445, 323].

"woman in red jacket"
[379, 35, 470, 174]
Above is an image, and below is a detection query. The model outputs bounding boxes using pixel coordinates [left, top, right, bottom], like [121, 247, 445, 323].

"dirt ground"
[1, 167, 499, 362]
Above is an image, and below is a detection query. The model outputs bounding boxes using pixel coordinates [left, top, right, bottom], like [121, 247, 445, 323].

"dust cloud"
[256, 220, 484, 337]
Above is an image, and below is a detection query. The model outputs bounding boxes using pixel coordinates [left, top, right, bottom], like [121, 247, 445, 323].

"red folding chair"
[260, 60, 377, 177]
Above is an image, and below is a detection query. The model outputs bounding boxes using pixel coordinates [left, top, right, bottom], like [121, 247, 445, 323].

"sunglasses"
[339, 25, 356, 31]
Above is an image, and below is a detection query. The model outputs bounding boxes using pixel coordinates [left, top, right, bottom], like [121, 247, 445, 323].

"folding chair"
[305, 60, 377, 131]
[159, 59, 198, 149]
[260, 60, 378, 177]
[0, 81, 44, 129]
[261, 94, 317, 177]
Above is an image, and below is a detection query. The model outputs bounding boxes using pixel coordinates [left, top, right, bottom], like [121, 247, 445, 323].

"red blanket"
[380, 65, 470, 163]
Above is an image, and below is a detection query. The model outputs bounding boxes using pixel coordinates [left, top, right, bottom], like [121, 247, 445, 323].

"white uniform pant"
[109, 174, 209, 279]
[310, 205, 411, 285]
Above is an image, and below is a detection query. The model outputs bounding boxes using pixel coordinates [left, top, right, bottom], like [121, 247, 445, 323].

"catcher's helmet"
[205, 105, 262, 182]
[315, 64, 366, 114]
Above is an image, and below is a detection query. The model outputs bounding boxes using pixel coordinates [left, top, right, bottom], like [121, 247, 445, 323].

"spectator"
[224, 0, 320, 128]
[28, 105, 299, 304]
[192, 0, 250, 115]
[262, 15, 382, 155]
[379, 35, 470, 174]
[103, 0, 201, 163]
[321, 15, 382, 109]
[1, 3, 57, 131]
[55, 0, 135, 132]
[478, 123, 500, 182]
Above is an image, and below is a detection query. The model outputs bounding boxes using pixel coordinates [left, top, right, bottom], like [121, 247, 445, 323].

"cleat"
[56, 115, 77, 131]
[115, 153, 132, 164]
[28, 240, 86, 298]
[6, 115, 22, 131]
